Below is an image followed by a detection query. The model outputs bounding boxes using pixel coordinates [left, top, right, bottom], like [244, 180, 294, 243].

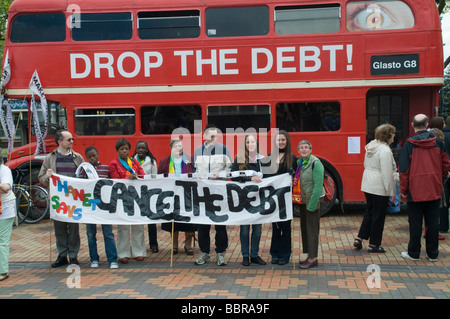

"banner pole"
[49, 218, 53, 272]
[170, 222, 174, 268]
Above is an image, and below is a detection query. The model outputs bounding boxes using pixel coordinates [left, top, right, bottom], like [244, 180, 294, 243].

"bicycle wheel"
[12, 185, 31, 225]
[24, 185, 49, 224]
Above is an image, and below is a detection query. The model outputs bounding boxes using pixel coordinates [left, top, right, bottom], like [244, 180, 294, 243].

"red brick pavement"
[1, 210, 449, 302]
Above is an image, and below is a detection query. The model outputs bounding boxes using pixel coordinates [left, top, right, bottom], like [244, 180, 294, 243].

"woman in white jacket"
[354, 124, 398, 253]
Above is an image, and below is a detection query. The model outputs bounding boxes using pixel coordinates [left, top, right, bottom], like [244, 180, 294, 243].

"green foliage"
[0, 0, 13, 63]
[0, 0, 13, 61]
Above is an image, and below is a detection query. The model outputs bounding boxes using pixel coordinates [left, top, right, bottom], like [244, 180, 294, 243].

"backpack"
[312, 161, 334, 202]
[323, 173, 334, 202]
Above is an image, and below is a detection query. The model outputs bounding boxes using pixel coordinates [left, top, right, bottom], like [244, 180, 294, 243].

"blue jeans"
[86, 224, 118, 264]
[270, 221, 291, 262]
[240, 224, 262, 258]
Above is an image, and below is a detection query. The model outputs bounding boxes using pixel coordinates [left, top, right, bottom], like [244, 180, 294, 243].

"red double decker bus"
[2, 0, 444, 214]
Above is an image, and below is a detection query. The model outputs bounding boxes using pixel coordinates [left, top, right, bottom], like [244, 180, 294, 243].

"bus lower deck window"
[276, 102, 340, 132]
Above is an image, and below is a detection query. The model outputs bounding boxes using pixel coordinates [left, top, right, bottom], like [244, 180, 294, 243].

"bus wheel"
[21, 167, 41, 187]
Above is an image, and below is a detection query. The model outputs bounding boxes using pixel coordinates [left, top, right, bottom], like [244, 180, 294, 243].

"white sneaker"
[401, 251, 419, 261]
[195, 252, 210, 265]
[90, 261, 99, 268]
[110, 262, 119, 269]
[426, 254, 438, 262]
[216, 253, 227, 266]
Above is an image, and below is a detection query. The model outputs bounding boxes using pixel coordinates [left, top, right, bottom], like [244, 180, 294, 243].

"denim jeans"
[270, 221, 291, 262]
[86, 224, 118, 264]
[240, 224, 262, 258]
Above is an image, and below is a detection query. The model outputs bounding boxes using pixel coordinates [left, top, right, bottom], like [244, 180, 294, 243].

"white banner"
[29, 70, 48, 155]
[0, 95, 15, 152]
[1, 50, 11, 87]
[49, 173, 293, 225]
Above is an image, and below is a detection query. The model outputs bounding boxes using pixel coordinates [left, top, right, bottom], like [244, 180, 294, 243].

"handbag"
[386, 183, 400, 213]
[292, 165, 302, 204]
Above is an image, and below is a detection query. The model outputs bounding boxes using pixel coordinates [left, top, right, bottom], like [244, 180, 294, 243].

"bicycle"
[11, 168, 50, 224]
[12, 185, 31, 225]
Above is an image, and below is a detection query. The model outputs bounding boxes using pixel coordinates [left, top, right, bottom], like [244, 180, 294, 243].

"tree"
[440, 67, 450, 118]
[0, 0, 12, 64]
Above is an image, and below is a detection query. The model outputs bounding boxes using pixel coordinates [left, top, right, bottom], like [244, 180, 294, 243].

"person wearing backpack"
[354, 124, 398, 253]
[296, 140, 325, 269]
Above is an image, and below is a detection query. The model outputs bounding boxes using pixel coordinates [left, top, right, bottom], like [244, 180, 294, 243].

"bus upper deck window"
[72, 12, 133, 41]
[275, 5, 341, 35]
[10, 13, 66, 43]
[205, 6, 269, 37]
[138, 10, 200, 39]
[346, 1, 414, 31]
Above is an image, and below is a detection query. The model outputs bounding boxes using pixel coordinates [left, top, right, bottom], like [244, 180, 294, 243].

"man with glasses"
[38, 129, 85, 267]
[193, 124, 232, 266]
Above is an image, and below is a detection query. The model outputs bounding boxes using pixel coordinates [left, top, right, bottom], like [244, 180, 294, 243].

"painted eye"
[346, 1, 414, 32]
[356, 5, 394, 30]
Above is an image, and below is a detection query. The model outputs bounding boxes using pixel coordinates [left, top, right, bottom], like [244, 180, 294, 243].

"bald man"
[399, 114, 450, 262]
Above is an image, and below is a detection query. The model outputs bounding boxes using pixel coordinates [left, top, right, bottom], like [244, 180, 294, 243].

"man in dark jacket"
[399, 114, 450, 262]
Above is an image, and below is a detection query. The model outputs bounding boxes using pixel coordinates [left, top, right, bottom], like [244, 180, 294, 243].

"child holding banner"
[109, 138, 146, 264]
[78, 146, 119, 269]
[231, 133, 266, 267]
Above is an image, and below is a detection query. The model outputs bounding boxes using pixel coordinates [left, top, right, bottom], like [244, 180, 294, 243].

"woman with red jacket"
[109, 138, 146, 264]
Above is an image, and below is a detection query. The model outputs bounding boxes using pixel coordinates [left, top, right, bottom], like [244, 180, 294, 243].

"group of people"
[355, 114, 450, 262]
[28, 125, 324, 273]
[1, 113, 448, 282]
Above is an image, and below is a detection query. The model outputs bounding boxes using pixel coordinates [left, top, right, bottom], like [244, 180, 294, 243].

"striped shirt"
[56, 152, 78, 177]
[79, 161, 110, 179]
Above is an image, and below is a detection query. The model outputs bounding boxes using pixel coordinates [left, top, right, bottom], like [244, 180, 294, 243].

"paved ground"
[1, 206, 449, 306]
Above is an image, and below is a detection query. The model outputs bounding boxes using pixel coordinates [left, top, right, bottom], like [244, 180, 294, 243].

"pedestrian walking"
[399, 114, 450, 261]
[354, 124, 398, 253]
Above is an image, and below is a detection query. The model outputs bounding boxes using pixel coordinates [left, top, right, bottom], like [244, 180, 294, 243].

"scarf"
[119, 156, 135, 178]
[136, 154, 144, 165]
[292, 155, 310, 204]
[169, 154, 187, 176]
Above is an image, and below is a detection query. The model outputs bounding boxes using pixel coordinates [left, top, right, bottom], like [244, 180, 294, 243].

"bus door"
[366, 89, 408, 164]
